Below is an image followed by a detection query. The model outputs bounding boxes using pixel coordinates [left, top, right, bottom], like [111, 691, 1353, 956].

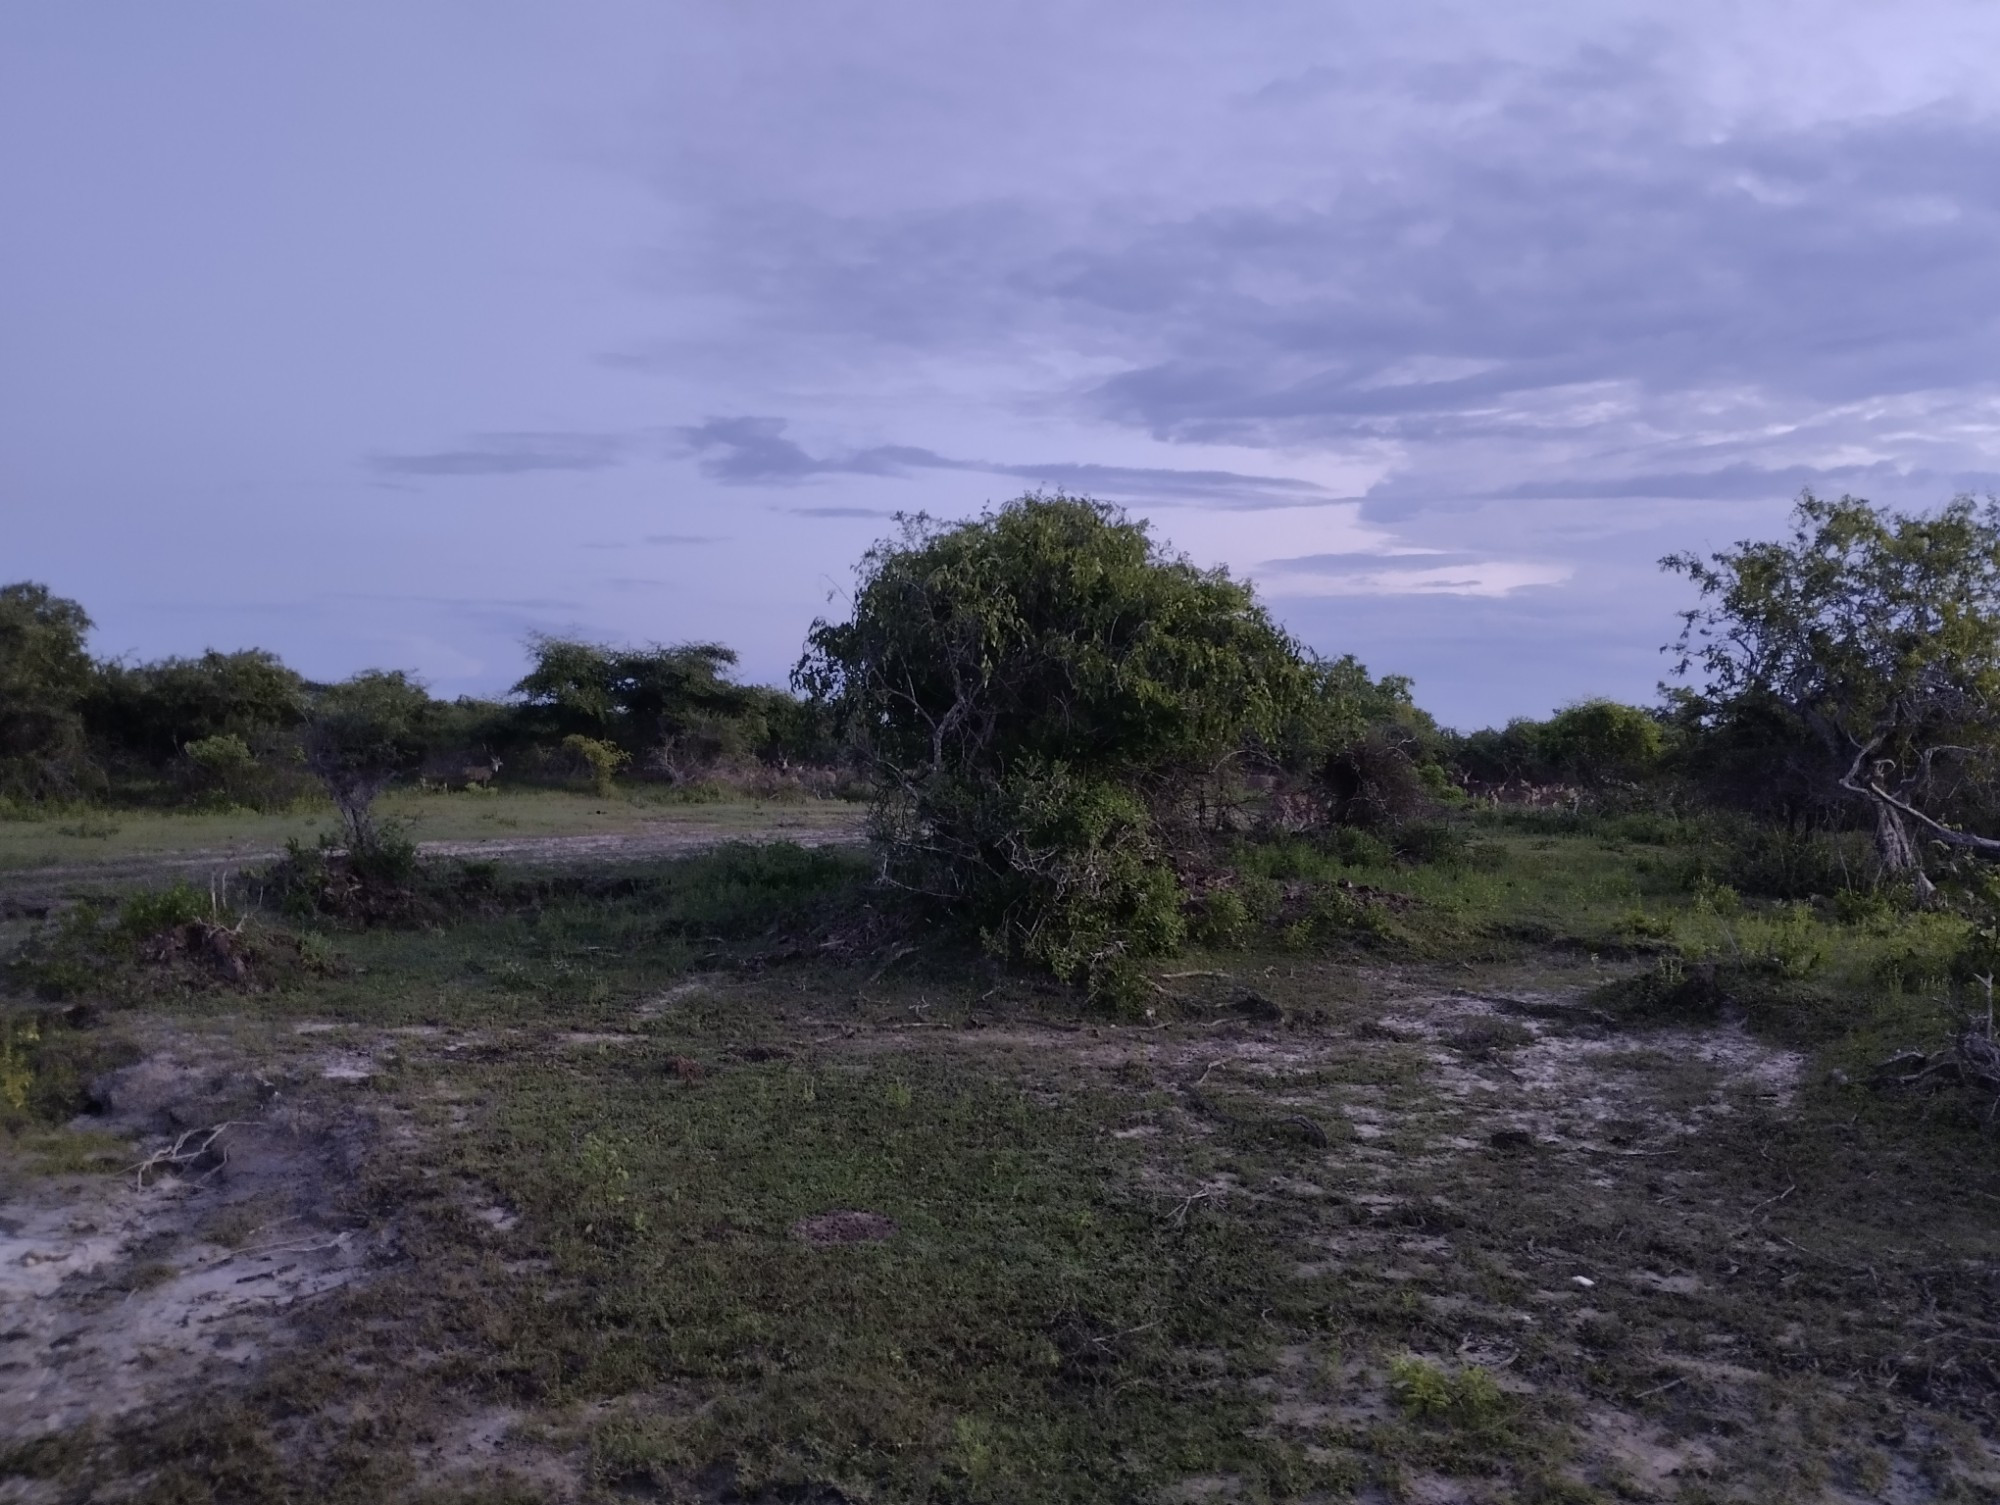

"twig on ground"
[130, 1122, 247, 1189]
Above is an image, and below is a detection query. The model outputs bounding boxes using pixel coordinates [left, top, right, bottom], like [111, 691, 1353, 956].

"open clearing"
[3, 815, 1997, 1503]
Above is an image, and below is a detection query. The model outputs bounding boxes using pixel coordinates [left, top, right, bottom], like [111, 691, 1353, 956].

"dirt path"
[0, 817, 866, 895]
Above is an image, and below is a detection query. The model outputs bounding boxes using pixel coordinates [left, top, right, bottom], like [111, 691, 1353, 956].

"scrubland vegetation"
[2, 492, 1998, 1502]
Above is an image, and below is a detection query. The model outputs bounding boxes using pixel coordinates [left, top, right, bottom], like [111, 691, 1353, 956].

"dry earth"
[11, 967, 1985, 1502]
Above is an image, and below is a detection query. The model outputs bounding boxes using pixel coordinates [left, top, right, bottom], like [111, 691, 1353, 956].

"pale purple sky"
[7, 3, 2000, 726]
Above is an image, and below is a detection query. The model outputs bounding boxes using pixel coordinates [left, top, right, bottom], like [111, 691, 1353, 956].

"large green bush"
[797, 494, 1306, 999]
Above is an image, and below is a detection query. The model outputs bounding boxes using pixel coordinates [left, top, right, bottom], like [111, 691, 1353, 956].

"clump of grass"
[1387, 1354, 1507, 1425]
[0, 1005, 139, 1133]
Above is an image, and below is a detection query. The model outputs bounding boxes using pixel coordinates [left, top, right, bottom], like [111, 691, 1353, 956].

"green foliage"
[1705, 822, 1865, 901]
[302, 671, 438, 846]
[1189, 887, 1252, 948]
[119, 880, 214, 940]
[0, 582, 97, 799]
[180, 733, 260, 807]
[0, 1010, 139, 1130]
[263, 826, 430, 925]
[1273, 657, 1449, 830]
[1538, 699, 1663, 784]
[86, 649, 305, 764]
[1392, 819, 1469, 868]
[514, 636, 761, 764]
[798, 495, 1307, 997]
[1666, 493, 2000, 880]
[561, 734, 631, 796]
[1387, 1355, 1507, 1425]
[1451, 717, 1550, 788]
[1452, 699, 1662, 792]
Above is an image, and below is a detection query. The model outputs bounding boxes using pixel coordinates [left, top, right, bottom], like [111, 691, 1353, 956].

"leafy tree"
[512, 637, 756, 773]
[1272, 655, 1445, 828]
[1538, 699, 1663, 785]
[301, 671, 438, 847]
[1666, 493, 2000, 895]
[0, 582, 96, 797]
[1450, 718, 1552, 789]
[86, 648, 306, 763]
[797, 494, 1307, 996]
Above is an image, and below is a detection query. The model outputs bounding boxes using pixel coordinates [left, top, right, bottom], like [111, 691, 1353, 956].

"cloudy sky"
[7, 3, 2000, 727]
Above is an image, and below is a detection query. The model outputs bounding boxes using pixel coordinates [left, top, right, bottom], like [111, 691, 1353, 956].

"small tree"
[797, 494, 1306, 994]
[561, 734, 630, 796]
[301, 671, 437, 848]
[1666, 493, 2000, 896]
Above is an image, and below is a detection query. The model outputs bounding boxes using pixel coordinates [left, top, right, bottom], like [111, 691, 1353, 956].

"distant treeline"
[0, 585, 842, 810]
[5, 485, 1995, 879]
[0, 573, 1926, 831]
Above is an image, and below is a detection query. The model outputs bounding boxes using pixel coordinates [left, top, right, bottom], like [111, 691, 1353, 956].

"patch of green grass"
[12, 824, 2000, 1502]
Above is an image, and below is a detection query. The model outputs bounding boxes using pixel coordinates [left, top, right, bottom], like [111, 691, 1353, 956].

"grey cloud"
[580, 534, 723, 549]
[679, 416, 944, 482]
[1262, 550, 1479, 574]
[370, 433, 629, 476]
[684, 415, 1337, 507]
[645, 46, 2000, 512]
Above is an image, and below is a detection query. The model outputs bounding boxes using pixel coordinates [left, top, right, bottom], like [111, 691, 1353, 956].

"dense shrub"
[86, 649, 305, 764]
[798, 494, 1307, 1002]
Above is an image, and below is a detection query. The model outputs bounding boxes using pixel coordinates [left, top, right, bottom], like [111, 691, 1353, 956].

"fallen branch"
[131, 1121, 247, 1189]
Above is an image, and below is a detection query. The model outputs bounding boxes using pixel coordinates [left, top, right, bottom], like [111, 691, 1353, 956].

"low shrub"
[6, 883, 315, 1001]
[1392, 819, 1468, 868]
[561, 734, 630, 797]
[261, 826, 499, 928]
[0, 1009, 141, 1130]
[1712, 823, 1867, 900]
[1387, 1355, 1507, 1425]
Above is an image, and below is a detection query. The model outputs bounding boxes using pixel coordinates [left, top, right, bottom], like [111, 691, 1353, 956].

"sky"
[7, 3, 2000, 728]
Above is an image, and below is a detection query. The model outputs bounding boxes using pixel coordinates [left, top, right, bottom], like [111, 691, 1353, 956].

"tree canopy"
[1666, 492, 2000, 890]
[512, 637, 752, 749]
[86, 649, 306, 762]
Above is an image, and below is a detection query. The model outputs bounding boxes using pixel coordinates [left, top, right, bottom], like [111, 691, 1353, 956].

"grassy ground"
[0, 786, 864, 877]
[2, 821, 1997, 1503]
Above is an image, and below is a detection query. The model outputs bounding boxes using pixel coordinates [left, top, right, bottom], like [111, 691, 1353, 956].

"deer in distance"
[422, 753, 502, 792]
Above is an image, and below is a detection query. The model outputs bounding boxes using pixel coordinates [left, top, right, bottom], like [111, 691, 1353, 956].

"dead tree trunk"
[1871, 797, 1937, 903]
